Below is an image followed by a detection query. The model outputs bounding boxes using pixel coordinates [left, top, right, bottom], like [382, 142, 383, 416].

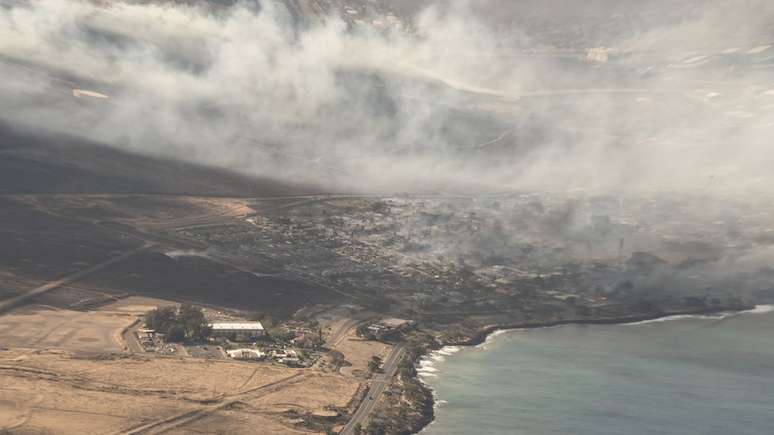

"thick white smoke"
[2, 0, 774, 194]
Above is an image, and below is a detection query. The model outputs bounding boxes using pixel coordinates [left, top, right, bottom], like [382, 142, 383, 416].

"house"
[280, 357, 301, 367]
[367, 318, 415, 335]
[138, 328, 156, 339]
[210, 322, 265, 341]
[271, 349, 297, 360]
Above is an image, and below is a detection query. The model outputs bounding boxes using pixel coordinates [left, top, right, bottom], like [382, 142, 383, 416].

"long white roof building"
[210, 322, 264, 331]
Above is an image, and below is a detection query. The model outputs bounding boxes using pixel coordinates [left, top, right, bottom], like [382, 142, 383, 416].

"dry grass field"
[0, 345, 359, 434]
[0, 296, 367, 434]
[0, 305, 132, 352]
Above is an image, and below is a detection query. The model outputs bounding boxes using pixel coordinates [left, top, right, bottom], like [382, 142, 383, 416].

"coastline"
[409, 303, 757, 434]
[443, 304, 756, 348]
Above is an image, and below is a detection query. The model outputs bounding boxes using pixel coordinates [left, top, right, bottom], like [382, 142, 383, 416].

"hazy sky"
[2, 0, 774, 194]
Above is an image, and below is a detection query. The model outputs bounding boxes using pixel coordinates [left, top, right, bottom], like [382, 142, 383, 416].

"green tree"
[353, 422, 362, 435]
[166, 324, 186, 342]
[178, 304, 211, 342]
[398, 358, 416, 379]
[145, 306, 177, 332]
[145, 305, 211, 343]
[269, 327, 295, 342]
[405, 344, 423, 361]
[366, 420, 386, 435]
[368, 355, 382, 372]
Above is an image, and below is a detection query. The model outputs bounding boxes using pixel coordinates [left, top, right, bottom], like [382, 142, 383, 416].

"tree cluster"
[368, 355, 382, 373]
[356, 324, 375, 340]
[145, 304, 211, 343]
[398, 357, 416, 379]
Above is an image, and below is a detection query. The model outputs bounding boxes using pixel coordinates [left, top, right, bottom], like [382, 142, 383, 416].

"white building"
[210, 322, 265, 341]
[367, 318, 415, 334]
[226, 348, 264, 360]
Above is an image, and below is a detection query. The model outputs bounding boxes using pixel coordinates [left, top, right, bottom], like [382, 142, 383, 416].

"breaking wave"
[417, 346, 463, 382]
[744, 304, 774, 314]
[625, 305, 774, 326]
[477, 329, 510, 350]
[436, 346, 462, 356]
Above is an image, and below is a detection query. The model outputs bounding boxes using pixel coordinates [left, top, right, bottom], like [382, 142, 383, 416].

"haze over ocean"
[420, 306, 774, 435]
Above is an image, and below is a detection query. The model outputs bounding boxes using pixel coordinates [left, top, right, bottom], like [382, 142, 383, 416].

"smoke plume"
[2, 0, 774, 194]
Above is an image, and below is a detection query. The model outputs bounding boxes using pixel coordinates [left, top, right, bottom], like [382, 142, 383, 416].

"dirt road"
[116, 372, 309, 434]
[121, 320, 144, 354]
[0, 245, 151, 316]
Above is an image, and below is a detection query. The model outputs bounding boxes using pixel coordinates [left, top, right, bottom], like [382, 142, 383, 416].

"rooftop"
[210, 321, 264, 331]
[379, 318, 413, 328]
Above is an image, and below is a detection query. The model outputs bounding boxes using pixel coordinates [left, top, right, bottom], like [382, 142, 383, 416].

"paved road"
[0, 245, 151, 316]
[340, 343, 407, 435]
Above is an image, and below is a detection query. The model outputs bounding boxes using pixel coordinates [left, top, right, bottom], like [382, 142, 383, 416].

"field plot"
[0, 349, 357, 435]
[163, 409, 304, 435]
[0, 305, 133, 352]
[0, 197, 141, 282]
[83, 252, 342, 315]
[0, 377, 188, 435]
[15, 194, 258, 231]
[0, 271, 35, 302]
[102, 295, 178, 314]
[335, 333, 392, 378]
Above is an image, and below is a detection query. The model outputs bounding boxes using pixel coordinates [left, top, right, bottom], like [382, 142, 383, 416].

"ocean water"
[420, 306, 774, 435]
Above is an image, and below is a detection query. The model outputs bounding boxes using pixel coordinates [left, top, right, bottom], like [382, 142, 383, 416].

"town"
[1, 189, 764, 434]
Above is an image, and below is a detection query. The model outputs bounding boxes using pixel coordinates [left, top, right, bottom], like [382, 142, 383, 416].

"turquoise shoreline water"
[419, 306, 774, 435]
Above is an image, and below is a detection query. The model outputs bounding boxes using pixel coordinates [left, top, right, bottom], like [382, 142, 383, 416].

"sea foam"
[744, 304, 774, 314]
[436, 346, 462, 356]
[625, 304, 774, 326]
[430, 354, 446, 362]
[417, 364, 439, 374]
[625, 313, 727, 326]
[416, 346, 464, 385]
[477, 329, 511, 349]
